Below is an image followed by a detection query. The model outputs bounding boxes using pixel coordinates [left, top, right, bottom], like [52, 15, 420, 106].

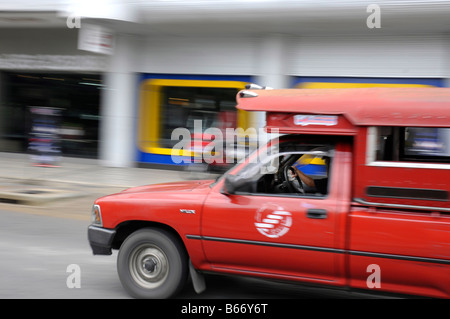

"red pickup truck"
[88, 87, 450, 298]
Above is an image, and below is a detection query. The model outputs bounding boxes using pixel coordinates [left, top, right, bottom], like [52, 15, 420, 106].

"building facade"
[0, 1, 449, 167]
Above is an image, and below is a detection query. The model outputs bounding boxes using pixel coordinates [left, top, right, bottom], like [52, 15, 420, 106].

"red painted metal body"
[236, 88, 450, 128]
[94, 88, 450, 298]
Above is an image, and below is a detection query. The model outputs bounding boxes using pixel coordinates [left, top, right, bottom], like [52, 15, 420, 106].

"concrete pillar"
[255, 33, 290, 90]
[99, 34, 138, 167]
[0, 72, 5, 150]
[254, 33, 290, 134]
[445, 35, 450, 88]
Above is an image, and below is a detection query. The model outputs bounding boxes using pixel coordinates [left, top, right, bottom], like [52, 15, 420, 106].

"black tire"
[117, 227, 188, 299]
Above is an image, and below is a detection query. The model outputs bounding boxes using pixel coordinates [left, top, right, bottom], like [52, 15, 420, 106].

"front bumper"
[88, 225, 116, 255]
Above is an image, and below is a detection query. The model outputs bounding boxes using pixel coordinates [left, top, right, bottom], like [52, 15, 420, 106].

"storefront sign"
[78, 24, 115, 55]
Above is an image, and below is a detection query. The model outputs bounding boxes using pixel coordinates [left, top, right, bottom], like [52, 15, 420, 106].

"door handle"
[307, 209, 328, 219]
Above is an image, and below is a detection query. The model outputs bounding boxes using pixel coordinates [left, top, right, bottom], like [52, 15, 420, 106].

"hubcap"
[129, 244, 169, 289]
[143, 257, 157, 273]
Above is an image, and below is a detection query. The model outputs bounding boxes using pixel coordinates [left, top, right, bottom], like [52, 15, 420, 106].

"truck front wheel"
[117, 228, 188, 298]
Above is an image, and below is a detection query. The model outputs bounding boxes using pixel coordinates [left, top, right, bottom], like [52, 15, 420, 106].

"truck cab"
[88, 87, 450, 299]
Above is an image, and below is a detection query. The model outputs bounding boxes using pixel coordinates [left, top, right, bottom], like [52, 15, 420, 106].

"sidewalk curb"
[0, 187, 86, 206]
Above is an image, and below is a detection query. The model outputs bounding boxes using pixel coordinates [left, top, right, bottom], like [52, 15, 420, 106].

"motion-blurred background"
[0, 0, 449, 169]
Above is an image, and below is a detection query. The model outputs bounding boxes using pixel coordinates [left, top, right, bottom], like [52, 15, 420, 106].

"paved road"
[0, 209, 126, 299]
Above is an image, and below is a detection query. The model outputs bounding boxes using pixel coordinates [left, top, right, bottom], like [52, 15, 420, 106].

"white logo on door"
[254, 204, 292, 238]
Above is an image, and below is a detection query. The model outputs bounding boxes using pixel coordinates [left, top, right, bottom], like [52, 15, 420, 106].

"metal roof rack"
[239, 83, 274, 98]
[245, 83, 273, 90]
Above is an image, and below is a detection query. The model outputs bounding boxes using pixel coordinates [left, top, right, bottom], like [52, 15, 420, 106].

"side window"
[230, 144, 334, 197]
[363, 127, 450, 207]
[403, 127, 450, 162]
[375, 127, 398, 161]
[371, 127, 450, 164]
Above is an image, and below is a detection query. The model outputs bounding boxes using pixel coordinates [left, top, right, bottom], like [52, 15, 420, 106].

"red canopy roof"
[236, 88, 450, 127]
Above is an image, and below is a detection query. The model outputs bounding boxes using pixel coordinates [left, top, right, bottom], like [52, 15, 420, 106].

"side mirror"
[223, 174, 237, 194]
[223, 174, 249, 195]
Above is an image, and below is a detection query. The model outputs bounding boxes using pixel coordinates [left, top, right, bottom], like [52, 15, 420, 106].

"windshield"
[210, 143, 261, 187]
[211, 137, 334, 187]
[236, 149, 332, 181]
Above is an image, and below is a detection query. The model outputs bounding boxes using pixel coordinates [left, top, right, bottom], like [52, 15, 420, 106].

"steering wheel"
[283, 166, 304, 194]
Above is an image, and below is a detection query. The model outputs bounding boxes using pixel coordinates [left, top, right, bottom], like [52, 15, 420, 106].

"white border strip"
[368, 161, 450, 170]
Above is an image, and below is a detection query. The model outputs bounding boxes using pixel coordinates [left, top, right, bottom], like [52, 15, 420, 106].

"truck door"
[349, 207, 450, 298]
[200, 141, 350, 286]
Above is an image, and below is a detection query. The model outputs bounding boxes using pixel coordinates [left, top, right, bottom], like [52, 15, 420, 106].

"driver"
[292, 157, 330, 195]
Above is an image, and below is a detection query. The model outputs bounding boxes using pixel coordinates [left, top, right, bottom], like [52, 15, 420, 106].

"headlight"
[91, 204, 103, 227]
